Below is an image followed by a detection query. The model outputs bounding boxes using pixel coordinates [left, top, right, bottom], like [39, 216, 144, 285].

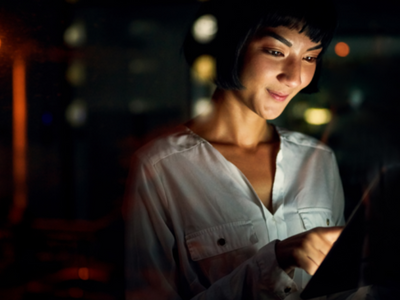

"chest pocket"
[185, 220, 258, 261]
[298, 207, 334, 230]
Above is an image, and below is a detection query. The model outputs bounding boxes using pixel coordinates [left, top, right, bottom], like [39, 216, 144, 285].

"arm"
[125, 156, 296, 300]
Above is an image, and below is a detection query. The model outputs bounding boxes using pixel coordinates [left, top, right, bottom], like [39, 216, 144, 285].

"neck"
[187, 88, 276, 149]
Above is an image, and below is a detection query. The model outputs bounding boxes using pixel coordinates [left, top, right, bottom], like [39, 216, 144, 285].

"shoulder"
[133, 125, 203, 166]
[276, 126, 333, 153]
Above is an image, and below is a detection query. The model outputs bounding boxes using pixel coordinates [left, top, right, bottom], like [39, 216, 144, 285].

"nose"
[277, 59, 302, 88]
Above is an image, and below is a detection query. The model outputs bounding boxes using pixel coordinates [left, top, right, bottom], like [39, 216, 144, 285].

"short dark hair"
[183, 0, 337, 93]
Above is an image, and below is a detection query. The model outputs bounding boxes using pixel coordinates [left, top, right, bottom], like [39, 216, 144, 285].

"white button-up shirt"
[125, 125, 345, 300]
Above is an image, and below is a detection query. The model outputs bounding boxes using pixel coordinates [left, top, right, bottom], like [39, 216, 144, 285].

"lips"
[267, 90, 289, 102]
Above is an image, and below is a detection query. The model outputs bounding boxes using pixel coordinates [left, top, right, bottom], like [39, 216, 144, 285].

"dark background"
[0, 0, 399, 299]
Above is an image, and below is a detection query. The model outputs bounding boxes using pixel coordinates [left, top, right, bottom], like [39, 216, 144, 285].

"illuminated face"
[233, 26, 323, 120]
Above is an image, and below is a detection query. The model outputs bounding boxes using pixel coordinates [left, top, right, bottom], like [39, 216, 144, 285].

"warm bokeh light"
[78, 267, 89, 280]
[66, 60, 86, 86]
[11, 54, 27, 224]
[193, 98, 213, 117]
[335, 42, 350, 57]
[0, 39, 2, 49]
[192, 14, 218, 43]
[193, 55, 215, 81]
[64, 20, 86, 47]
[66, 98, 87, 127]
[304, 108, 332, 125]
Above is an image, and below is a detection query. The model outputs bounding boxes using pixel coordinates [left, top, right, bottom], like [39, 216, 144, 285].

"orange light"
[10, 54, 27, 224]
[335, 42, 350, 57]
[78, 267, 89, 280]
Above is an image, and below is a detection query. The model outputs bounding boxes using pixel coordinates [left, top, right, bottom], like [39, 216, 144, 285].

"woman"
[125, 0, 349, 299]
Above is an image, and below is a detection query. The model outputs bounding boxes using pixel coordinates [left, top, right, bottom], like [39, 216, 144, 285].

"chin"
[261, 108, 284, 121]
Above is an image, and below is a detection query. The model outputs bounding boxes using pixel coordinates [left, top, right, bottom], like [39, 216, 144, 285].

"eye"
[303, 56, 318, 63]
[264, 49, 284, 57]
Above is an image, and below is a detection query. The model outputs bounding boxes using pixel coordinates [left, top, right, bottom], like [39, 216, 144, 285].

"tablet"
[301, 165, 400, 299]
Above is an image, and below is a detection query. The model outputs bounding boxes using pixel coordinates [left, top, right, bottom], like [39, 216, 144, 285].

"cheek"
[241, 56, 275, 84]
[302, 65, 317, 87]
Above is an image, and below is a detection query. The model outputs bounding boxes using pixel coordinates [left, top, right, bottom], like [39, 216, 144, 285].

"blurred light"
[193, 55, 215, 81]
[11, 54, 27, 224]
[192, 14, 218, 43]
[42, 113, 53, 125]
[291, 102, 308, 119]
[64, 20, 86, 47]
[349, 89, 363, 109]
[66, 99, 87, 127]
[335, 42, 350, 57]
[66, 60, 86, 86]
[304, 108, 332, 125]
[129, 58, 157, 74]
[193, 98, 213, 117]
[129, 99, 151, 114]
[78, 267, 89, 280]
[69, 287, 83, 298]
[0, 39, 2, 49]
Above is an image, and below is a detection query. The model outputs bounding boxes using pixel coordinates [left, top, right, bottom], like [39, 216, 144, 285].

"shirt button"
[217, 238, 226, 246]
[326, 219, 330, 226]
[284, 287, 291, 293]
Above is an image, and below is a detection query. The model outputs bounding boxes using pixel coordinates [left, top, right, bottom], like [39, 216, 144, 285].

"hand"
[275, 226, 343, 275]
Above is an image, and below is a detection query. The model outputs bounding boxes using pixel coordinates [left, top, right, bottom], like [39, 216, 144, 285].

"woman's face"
[233, 26, 323, 120]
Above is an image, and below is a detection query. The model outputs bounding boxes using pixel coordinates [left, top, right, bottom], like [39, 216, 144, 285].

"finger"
[313, 236, 333, 256]
[306, 228, 335, 255]
[298, 252, 321, 275]
[296, 243, 326, 275]
[320, 226, 343, 244]
[305, 256, 319, 275]
[308, 244, 327, 266]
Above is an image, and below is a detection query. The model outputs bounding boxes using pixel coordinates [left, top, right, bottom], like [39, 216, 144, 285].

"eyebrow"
[260, 31, 323, 51]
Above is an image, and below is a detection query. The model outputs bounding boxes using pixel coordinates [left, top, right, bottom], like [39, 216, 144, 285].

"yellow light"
[66, 60, 86, 86]
[193, 55, 215, 82]
[304, 108, 332, 125]
[335, 42, 350, 57]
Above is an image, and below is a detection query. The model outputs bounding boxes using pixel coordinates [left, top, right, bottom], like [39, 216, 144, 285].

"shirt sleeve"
[125, 155, 296, 300]
[330, 152, 345, 226]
